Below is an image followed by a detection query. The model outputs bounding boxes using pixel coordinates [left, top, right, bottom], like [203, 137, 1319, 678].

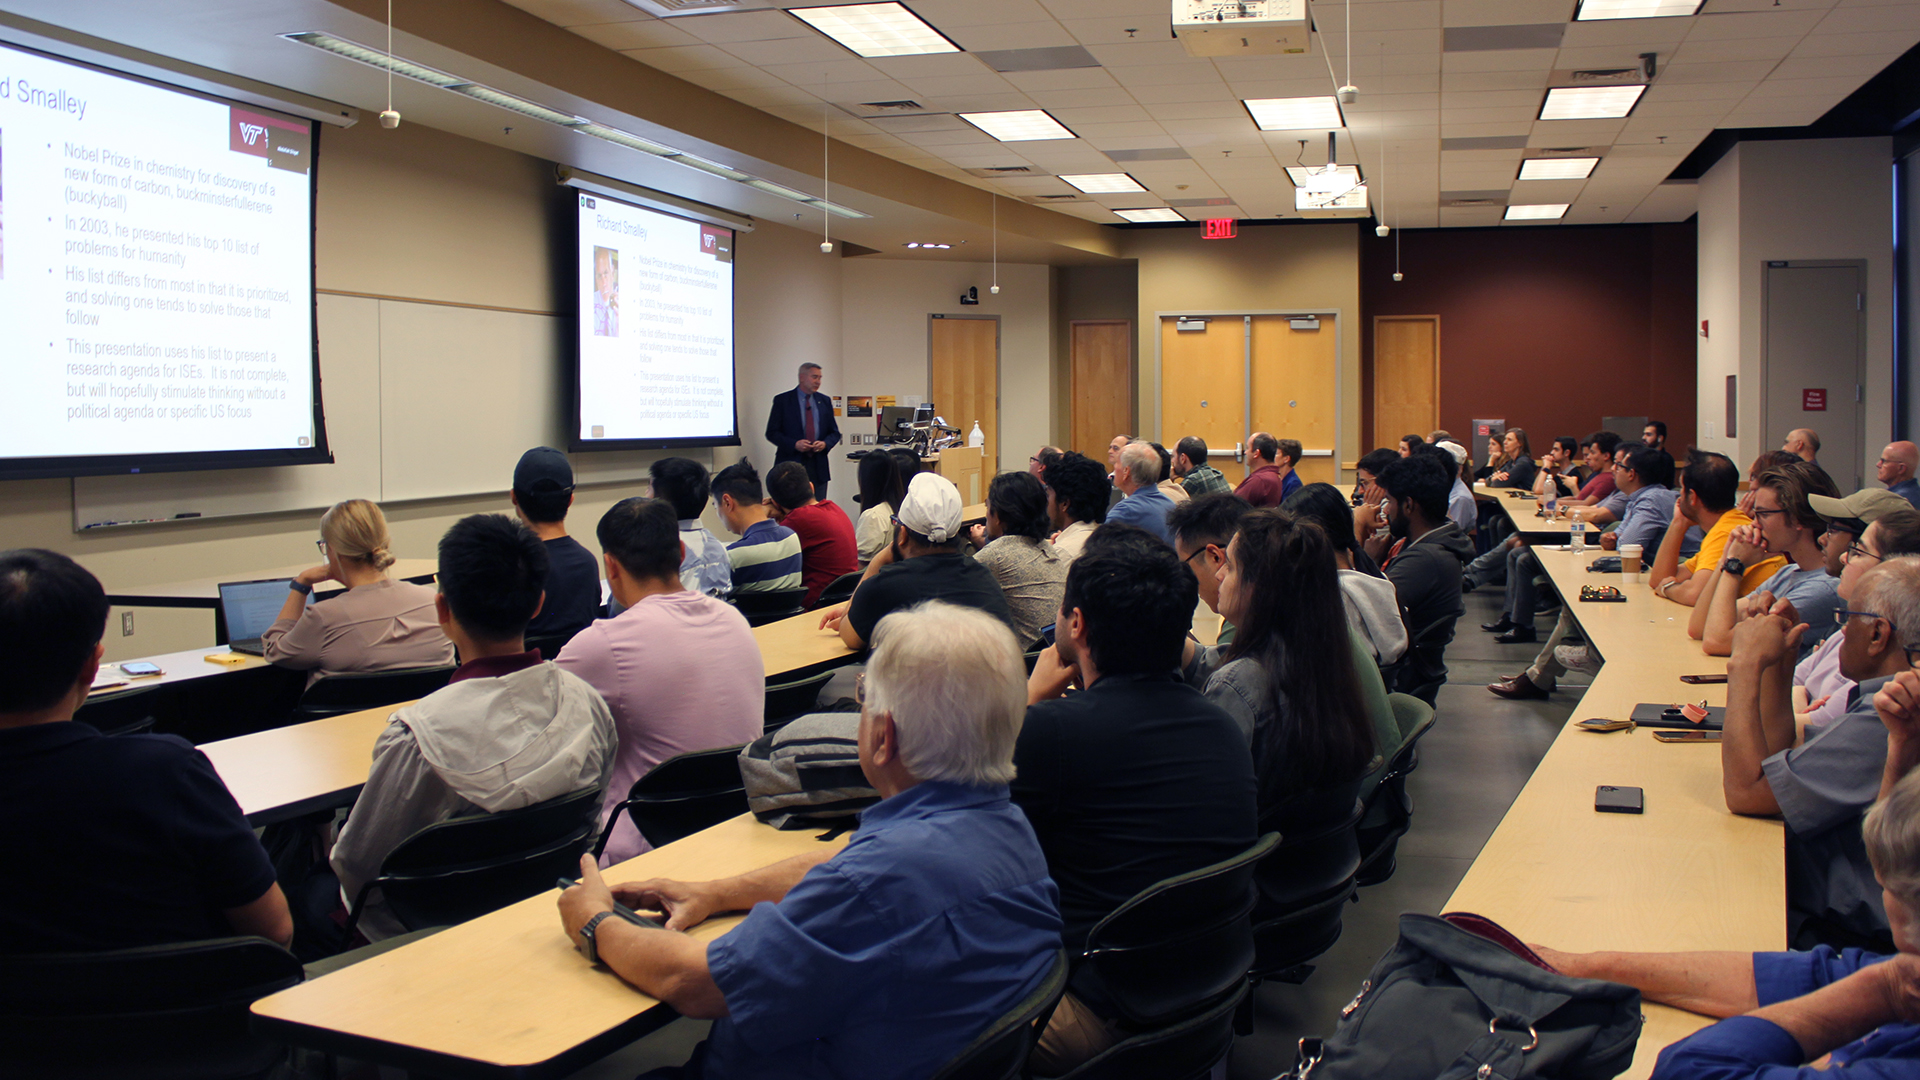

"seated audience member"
[853, 452, 906, 564]
[1796, 505, 1920, 729]
[966, 472, 1069, 648]
[332, 514, 617, 941]
[1743, 451, 1809, 514]
[1609, 443, 1687, 555]
[1702, 461, 1844, 658]
[511, 446, 602, 643]
[1642, 420, 1666, 450]
[1170, 493, 1254, 646]
[1149, 442, 1192, 505]
[1532, 437, 1581, 499]
[555, 601, 1061, 1080]
[1557, 432, 1624, 522]
[1421, 442, 1477, 538]
[1175, 435, 1231, 497]
[0, 549, 293, 953]
[264, 498, 455, 685]
[1105, 434, 1132, 478]
[1029, 445, 1062, 479]
[1235, 432, 1287, 508]
[1276, 438, 1305, 503]
[1371, 454, 1473, 691]
[651, 457, 732, 600]
[1017, 528, 1257, 1070]
[820, 472, 1013, 650]
[1485, 428, 1538, 489]
[1284, 482, 1407, 664]
[1104, 441, 1177, 544]
[1785, 427, 1822, 465]
[1650, 452, 1780, 615]
[1042, 451, 1109, 559]
[1879, 441, 1920, 508]
[1475, 434, 1507, 482]
[1399, 434, 1424, 457]
[1354, 447, 1401, 550]
[1182, 511, 1383, 905]
[1465, 440, 1582, 593]
[557, 498, 764, 865]
[766, 461, 859, 607]
[1723, 557, 1920, 948]
[712, 461, 802, 595]
[886, 446, 923, 488]
[1536, 767, 1920, 1078]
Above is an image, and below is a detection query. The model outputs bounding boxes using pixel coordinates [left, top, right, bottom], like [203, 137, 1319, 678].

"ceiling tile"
[1056, 16, 1176, 45]
[1441, 119, 1536, 136]
[1628, 96, 1735, 118]
[722, 84, 823, 108]
[1444, 23, 1565, 48]
[1145, 100, 1254, 120]
[504, 0, 652, 28]
[1315, 28, 1447, 54]
[1210, 54, 1329, 81]
[898, 73, 1024, 95]
[1659, 58, 1783, 81]
[719, 37, 851, 66]
[1087, 133, 1202, 151]
[1770, 53, 1886, 77]
[1058, 119, 1170, 139]
[1442, 47, 1560, 69]
[1369, 70, 1446, 89]
[899, 127, 1002, 147]
[670, 10, 812, 44]
[1529, 116, 1630, 136]
[1351, 1, 1447, 30]
[946, 22, 1082, 51]
[1559, 19, 1691, 47]
[1551, 45, 1666, 68]
[1814, 5, 1920, 31]
[1684, 10, 1826, 38]
[1000, 67, 1122, 91]
[818, 78, 924, 100]
[676, 64, 794, 92]
[1508, 177, 1590, 198]
[1127, 81, 1241, 104]
[1440, 67, 1553, 89]
[920, 92, 1042, 111]
[1442, 104, 1543, 122]
[1740, 73, 1868, 96]
[1107, 62, 1234, 87]
[570, 19, 703, 51]
[620, 44, 747, 73]
[1048, 103, 1157, 123]
[911, 0, 1058, 25]
[1029, 87, 1152, 108]
[1441, 0, 1579, 27]
[1668, 35, 1802, 61]
[867, 52, 999, 77]
[1443, 87, 1550, 107]
[1789, 31, 1916, 56]
[1085, 40, 1200, 66]
[1222, 79, 1350, 99]
[759, 58, 891, 83]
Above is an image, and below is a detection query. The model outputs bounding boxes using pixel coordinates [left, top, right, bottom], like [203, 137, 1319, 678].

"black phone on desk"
[1595, 786, 1644, 814]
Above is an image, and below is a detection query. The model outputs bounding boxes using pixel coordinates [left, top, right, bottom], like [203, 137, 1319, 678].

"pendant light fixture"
[819, 91, 833, 254]
[989, 193, 1000, 294]
[379, 0, 400, 128]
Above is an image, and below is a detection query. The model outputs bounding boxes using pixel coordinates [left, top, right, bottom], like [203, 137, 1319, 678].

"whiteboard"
[73, 294, 659, 529]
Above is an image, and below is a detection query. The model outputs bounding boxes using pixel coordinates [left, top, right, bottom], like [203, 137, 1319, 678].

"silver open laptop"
[219, 578, 310, 655]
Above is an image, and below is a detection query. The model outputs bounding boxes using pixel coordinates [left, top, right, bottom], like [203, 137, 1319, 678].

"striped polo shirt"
[726, 518, 804, 593]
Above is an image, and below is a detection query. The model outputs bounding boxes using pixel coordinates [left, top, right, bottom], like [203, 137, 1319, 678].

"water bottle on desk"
[968, 421, 984, 448]
[1543, 489, 1558, 518]
[1568, 508, 1587, 553]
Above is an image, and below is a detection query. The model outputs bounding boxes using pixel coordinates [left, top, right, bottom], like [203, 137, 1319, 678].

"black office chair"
[75, 684, 164, 736]
[1395, 611, 1460, 708]
[1355, 693, 1438, 888]
[811, 570, 863, 610]
[525, 628, 583, 659]
[292, 665, 456, 722]
[730, 588, 809, 627]
[1248, 795, 1364, 987]
[927, 949, 1070, 1080]
[764, 670, 836, 733]
[1044, 981, 1249, 1080]
[0, 935, 304, 1080]
[343, 786, 603, 938]
[594, 743, 750, 856]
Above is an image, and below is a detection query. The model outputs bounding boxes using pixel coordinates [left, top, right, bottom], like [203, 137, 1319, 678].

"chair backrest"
[811, 570, 863, 609]
[0, 936, 303, 1080]
[928, 949, 1070, 1080]
[764, 669, 836, 730]
[1249, 796, 1365, 981]
[1382, 693, 1437, 783]
[1354, 694, 1440, 889]
[730, 588, 808, 626]
[1396, 612, 1458, 707]
[1077, 832, 1279, 1030]
[294, 665, 455, 721]
[75, 685, 165, 737]
[359, 786, 604, 934]
[1052, 979, 1248, 1080]
[597, 743, 750, 854]
[525, 628, 581, 659]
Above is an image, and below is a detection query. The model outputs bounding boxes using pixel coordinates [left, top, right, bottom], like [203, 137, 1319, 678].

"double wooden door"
[1160, 314, 1339, 485]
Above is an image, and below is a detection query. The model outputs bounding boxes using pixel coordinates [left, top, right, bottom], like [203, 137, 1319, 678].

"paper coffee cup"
[1620, 544, 1643, 581]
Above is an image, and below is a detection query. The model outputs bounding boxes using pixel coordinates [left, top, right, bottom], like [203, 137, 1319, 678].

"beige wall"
[1054, 264, 1141, 456]
[1125, 224, 1364, 473]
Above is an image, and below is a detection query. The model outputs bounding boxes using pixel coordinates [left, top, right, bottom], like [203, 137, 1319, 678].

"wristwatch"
[289, 581, 313, 595]
[1722, 557, 1746, 577]
[579, 910, 617, 964]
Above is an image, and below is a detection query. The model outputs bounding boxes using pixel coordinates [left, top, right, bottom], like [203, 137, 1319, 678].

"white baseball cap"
[897, 472, 964, 543]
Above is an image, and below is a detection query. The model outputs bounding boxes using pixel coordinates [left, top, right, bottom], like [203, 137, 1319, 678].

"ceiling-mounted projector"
[1172, 0, 1309, 56]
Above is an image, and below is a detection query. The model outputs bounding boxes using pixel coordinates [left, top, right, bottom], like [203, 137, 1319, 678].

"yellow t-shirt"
[1682, 508, 1786, 596]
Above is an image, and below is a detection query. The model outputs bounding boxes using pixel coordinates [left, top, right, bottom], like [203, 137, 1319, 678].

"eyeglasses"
[1835, 608, 1890, 629]
[1906, 643, 1920, 668]
[1847, 542, 1882, 564]
[1750, 507, 1787, 521]
[314, 539, 328, 555]
[1181, 545, 1214, 568]
[855, 672, 866, 706]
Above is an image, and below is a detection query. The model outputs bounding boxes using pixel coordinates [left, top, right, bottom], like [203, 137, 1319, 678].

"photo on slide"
[592, 245, 618, 337]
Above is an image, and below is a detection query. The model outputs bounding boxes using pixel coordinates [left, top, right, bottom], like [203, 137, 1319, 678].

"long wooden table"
[104, 558, 440, 608]
[252, 814, 848, 1079]
[1445, 548, 1780, 1079]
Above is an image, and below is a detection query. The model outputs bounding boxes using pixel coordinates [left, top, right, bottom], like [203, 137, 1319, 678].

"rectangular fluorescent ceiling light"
[450, 84, 587, 126]
[1518, 157, 1599, 180]
[1115, 208, 1185, 223]
[1243, 96, 1344, 131]
[1540, 85, 1644, 120]
[1284, 164, 1363, 187]
[959, 110, 1075, 142]
[1505, 203, 1569, 220]
[281, 31, 465, 86]
[789, 3, 959, 58]
[1061, 173, 1146, 193]
[1575, 0, 1703, 18]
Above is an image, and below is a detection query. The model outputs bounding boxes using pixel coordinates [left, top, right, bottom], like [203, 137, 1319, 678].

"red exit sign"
[1202, 218, 1237, 240]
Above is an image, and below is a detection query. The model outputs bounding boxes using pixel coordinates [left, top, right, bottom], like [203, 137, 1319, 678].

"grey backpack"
[738, 713, 879, 830]
[1288, 912, 1644, 1080]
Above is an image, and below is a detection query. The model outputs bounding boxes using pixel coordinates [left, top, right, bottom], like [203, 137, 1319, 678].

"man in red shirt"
[767, 460, 858, 606]
[1234, 432, 1285, 508]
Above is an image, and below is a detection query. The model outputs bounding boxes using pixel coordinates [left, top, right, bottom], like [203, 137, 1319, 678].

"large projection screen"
[571, 190, 740, 451]
[0, 39, 325, 480]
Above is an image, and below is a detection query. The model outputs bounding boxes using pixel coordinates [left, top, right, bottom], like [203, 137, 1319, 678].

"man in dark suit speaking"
[766, 362, 841, 501]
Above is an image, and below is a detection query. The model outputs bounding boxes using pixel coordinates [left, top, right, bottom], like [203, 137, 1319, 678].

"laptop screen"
[218, 579, 308, 642]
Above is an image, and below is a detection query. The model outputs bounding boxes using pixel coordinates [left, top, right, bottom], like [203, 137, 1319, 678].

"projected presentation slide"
[0, 40, 319, 474]
[575, 192, 737, 446]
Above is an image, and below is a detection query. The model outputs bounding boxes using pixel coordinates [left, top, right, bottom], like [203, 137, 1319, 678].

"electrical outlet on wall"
[122, 611, 134, 637]
[1704, 421, 1715, 439]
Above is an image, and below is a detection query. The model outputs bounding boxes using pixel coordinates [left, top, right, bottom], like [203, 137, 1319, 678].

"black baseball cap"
[513, 446, 574, 493]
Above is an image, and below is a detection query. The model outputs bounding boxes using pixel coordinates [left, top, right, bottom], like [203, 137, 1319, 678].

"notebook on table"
[218, 578, 310, 655]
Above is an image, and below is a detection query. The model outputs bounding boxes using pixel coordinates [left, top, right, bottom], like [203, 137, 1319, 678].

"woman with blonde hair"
[263, 499, 453, 683]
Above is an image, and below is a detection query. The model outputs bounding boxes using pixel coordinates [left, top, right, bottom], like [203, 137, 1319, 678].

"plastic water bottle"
[1568, 508, 1587, 553]
[968, 421, 985, 448]
[1544, 489, 1558, 518]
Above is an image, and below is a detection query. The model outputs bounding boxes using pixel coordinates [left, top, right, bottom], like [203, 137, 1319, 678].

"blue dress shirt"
[697, 780, 1062, 1079]
[1105, 485, 1177, 545]
[1890, 478, 1920, 509]
[1652, 947, 1920, 1079]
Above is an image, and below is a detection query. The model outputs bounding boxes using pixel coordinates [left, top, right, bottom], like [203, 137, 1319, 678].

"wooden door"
[1250, 315, 1340, 486]
[1070, 320, 1133, 460]
[929, 315, 998, 478]
[1373, 316, 1439, 451]
[1160, 316, 1248, 484]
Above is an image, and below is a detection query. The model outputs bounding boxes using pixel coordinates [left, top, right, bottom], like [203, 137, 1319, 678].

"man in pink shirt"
[556, 497, 765, 865]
